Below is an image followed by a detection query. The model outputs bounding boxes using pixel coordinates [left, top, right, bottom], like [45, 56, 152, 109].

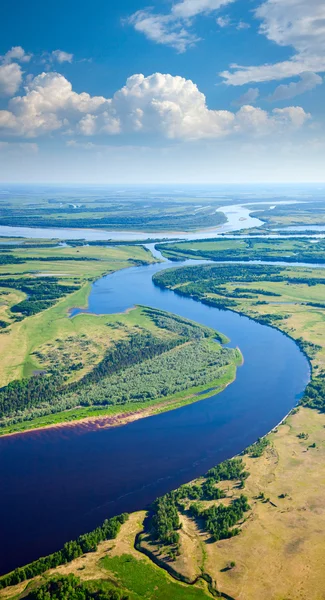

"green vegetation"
[242, 437, 270, 458]
[141, 458, 249, 561]
[24, 574, 128, 600]
[0, 195, 226, 232]
[249, 201, 325, 228]
[0, 307, 240, 434]
[101, 554, 211, 600]
[156, 237, 325, 263]
[190, 495, 250, 541]
[0, 514, 128, 590]
[301, 372, 325, 412]
[0, 277, 79, 317]
[154, 262, 325, 407]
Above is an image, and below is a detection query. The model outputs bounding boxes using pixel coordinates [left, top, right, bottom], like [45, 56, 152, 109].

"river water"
[0, 204, 263, 241]
[0, 247, 310, 575]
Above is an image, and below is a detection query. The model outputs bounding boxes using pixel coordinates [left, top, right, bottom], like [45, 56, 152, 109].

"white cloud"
[268, 71, 322, 101]
[51, 50, 74, 64]
[235, 87, 260, 105]
[236, 21, 250, 30]
[0, 46, 32, 97]
[216, 16, 230, 27]
[127, 0, 234, 51]
[0, 72, 116, 137]
[0, 46, 32, 65]
[171, 0, 234, 18]
[220, 0, 325, 84]
[127, 11, 199, 53]
[0, 63, 23, 97]
[0, 71, 310, 140]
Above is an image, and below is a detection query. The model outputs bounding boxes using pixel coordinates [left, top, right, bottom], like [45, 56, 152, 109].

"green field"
[0, 241, 241, 437]
[0, 243, 156, 385]
[157, 237, 325, 263]
[249, 201, 325, 228]
[2, 259, 325, 599]
[0, 193, 227, 232]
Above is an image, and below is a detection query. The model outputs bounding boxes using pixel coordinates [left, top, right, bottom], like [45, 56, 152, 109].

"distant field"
[157, 237, 325, 263]
[249, 201, 325, 228]
[0, 195, 227, 231]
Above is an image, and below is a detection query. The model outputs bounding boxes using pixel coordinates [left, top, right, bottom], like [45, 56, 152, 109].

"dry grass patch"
[202, 408, 325, 600]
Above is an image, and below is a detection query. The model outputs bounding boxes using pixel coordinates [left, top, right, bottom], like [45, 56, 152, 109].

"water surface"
[0, 254, 310, 575]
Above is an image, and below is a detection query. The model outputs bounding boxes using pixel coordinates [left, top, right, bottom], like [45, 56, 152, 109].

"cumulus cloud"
[235, 87, 260, 105]
[268, 71, 322, 101]
[50, 50, 74, 63]
[127, 0, 235, 51]
[0, 71, 310, 140]
[0, 63, 23, 97]
[0, 46, 32, 97]
[220, 0, 325, 84]
[0, 46, 32, 65]
[0, 72, 118, 137]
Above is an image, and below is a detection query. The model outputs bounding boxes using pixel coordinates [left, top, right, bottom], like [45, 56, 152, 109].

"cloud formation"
[50, 50, 74, 64]
[268, 71, 322, 101]
[235, 88, 260, 105]
[0, 46, 32, 97]
[0, 71, 310, 141]
[0, 46, 32, 65]
[220, 0, 325, 84]
[128, 0, 234, 51]
[0, 63, 23, 97]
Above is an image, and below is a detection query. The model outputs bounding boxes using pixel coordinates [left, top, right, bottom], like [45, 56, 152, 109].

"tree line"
[0, 514, 128, 589]
[25, 574, 128, 600]
[190, 495, 250, 541]
[0, 276, 79, 318]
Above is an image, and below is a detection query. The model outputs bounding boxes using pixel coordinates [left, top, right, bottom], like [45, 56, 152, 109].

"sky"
[0, 0, 324, 184]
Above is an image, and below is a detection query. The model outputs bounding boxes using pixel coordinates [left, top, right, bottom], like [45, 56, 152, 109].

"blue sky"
[0, 0, 324, 183]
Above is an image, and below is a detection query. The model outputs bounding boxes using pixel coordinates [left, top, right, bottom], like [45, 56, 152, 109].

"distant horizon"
[1, 182, 325, 188]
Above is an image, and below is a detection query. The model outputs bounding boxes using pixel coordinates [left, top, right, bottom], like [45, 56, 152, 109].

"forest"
[24, 574, 128, 600]
[0, 308, 238, 430]
[145, 458, 249, 552]
[190, 495, 250, 541]
[301, 373, 325, 412]
[0, 276, 79, 319]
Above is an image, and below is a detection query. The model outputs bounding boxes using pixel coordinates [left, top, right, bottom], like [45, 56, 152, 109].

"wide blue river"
[0, 252, 310, 575]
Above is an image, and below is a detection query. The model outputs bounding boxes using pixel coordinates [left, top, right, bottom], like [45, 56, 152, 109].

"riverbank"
[0, 355, 241, 438]
[0, 250, 309, 580]
[2, 403, 325, 600]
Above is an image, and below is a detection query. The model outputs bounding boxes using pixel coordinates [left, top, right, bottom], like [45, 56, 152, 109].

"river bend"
[0, 253, 310, 575]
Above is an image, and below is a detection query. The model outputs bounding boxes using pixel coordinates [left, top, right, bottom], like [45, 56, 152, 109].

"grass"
[201, 407, 325, 600]
[3, 248, 325, 598]
[149, 262, 325, 598]
[157, 237, 325, 263]
[0, 244, 156, 386]
[0, 513, 210, 600]
[101, 554, 210, 600]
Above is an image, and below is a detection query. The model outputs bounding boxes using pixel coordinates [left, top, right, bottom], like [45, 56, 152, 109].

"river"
[0, 246, 310, 575]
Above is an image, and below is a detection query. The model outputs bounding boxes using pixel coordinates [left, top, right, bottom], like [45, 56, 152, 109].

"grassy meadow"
[0, 242, 155, 386]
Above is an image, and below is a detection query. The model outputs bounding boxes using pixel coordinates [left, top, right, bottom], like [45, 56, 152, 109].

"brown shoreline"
[0, 370, 238, 440]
